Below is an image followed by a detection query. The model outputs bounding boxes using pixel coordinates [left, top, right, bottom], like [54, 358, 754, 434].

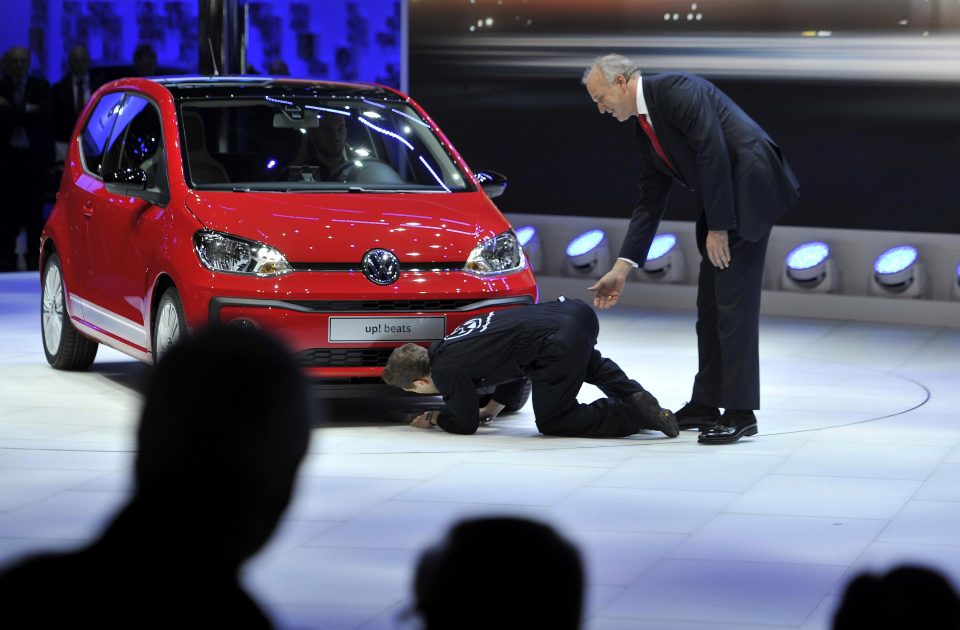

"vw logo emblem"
[361, 248, 400, 285]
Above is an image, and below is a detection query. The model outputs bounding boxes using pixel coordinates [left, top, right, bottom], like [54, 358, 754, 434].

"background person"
[0, 46, 52, 271]
[132, 43, 158, 77]
[51, 45, 102, 152]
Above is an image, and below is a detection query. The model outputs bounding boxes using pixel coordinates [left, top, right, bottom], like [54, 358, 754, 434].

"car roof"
[150, 75, 405, 102]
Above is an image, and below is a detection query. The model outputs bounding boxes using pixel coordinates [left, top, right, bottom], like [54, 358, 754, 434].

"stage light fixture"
[514, 225, 542, 272]
[869, 245, 926, 298]
[782, 241, 836, 293]
[952, 261, 960, 301]
[564, 229, 609, 278]
[636, 233, 685, 283]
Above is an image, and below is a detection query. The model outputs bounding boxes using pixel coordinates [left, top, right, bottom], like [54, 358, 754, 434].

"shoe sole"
[651, 410, 680, 438]
[677, 419, 719, 431]
[697, 424, 758, 445]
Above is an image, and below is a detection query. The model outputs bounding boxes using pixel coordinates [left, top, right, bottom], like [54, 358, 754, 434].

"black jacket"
[428, 303, 574, 434]
[621, 72, 800, 263]
[51, 72, 104, 143]
[0, 74, 53, 163]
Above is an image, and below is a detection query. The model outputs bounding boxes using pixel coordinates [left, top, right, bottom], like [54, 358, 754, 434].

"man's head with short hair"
[833, 565, 960, 629]
[133, 43, 157, 76]
[582, 53, 641, 123]
[3, 46, 30, 81]
[382, 343, 431, 390]
[414, 517, 584, 629]
[68, 45, 90, 78]
[581, 53, 638, 86]
[135, 326, 311, 568]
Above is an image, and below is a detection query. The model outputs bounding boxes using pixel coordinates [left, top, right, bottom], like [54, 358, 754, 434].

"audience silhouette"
[412, 517, 584, 630]
[0, 326, 312, 628]
[833, 565, 960, 629]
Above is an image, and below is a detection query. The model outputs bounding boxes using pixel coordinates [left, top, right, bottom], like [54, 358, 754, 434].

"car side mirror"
[103, 168, 168, 206]
[475, 170, 507, 199]
[104, 167, 147, 191]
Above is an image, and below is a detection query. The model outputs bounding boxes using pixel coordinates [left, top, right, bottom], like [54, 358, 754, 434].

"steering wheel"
[278, 162, 352, 183]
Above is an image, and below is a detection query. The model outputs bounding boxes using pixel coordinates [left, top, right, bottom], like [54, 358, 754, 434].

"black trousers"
[691, 219, 771, 411]
[1, 148, 46, 271]
[530, 299, 647, 438]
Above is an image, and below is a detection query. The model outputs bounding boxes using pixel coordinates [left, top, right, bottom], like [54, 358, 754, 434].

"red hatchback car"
[40, 76, 537, 393]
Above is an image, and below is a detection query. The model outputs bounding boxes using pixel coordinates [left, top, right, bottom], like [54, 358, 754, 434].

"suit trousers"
[530, 299, 646, 438]
[1, 148, 46, 271]
[691, 218, 771, 410]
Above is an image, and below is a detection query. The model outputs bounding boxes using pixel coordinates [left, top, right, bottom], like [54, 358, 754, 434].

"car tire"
[153, 287, 186, 363]
[41, 253, 98, 370]
[479, 377, 532, 414]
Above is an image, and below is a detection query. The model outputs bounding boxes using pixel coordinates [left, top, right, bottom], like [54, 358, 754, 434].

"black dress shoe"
[675, 401, 721, 431]
[698, 410, 757, 445]
[627, 391, 679, 438]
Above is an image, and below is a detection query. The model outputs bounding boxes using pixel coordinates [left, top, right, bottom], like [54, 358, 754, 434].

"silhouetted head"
[833, 565, 960, 629]
[135, 326, 311, 568]
[267, 58, 289, 76]
[414, 517, 584, 630]
[3, 46, 30, 81]
[68, 45, 90, 78]
[133, 43, 157, 76]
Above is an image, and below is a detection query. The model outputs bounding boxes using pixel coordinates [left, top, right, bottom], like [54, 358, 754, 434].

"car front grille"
[297, 347, 395, 367]
[286, 299, 477, 312]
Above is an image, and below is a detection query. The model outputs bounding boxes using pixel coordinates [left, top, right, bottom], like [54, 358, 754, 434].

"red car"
[40, 76, 537, 395]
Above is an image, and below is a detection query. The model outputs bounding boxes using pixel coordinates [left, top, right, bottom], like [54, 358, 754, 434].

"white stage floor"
[2, 270, 959, 629]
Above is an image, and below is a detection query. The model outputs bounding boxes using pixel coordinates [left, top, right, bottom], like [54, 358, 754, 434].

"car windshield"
[177, 96, 472, 193]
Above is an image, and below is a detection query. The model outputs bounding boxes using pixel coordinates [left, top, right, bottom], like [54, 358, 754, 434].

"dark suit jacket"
[0, 74, 53, 164]
[620, 72, 800, 263]
[51, 72, 104, 143]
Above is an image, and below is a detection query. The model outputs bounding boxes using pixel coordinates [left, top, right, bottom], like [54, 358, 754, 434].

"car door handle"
[81, 201, 94, 217]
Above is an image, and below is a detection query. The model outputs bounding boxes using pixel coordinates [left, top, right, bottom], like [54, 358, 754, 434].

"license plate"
[328, 316, 447, 342]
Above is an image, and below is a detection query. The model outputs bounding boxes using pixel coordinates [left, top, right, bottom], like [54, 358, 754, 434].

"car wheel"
[153, 287, 186, 363]
[479, 377, 532, 414]
[41, 253, 98, 370]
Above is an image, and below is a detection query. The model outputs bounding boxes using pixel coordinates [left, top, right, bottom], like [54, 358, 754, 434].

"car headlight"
[464, 230, 525, 275]
[194, 230, 293, 277]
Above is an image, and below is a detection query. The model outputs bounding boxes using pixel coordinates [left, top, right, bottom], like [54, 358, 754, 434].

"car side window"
[100, 94, 149, 176]
[79, 92, 124, 177]
[114, 96, 166, 193]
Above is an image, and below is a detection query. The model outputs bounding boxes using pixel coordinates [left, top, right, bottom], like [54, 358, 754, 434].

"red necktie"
[637, 114, 675, 172]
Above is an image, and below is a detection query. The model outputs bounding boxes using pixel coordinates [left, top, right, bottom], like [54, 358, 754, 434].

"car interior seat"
[182, 111, 230, 185]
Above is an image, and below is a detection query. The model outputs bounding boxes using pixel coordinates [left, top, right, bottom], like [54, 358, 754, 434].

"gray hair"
[581, 54, 639, 86]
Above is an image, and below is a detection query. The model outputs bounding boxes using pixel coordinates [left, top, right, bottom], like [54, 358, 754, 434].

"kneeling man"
[383, 298, 678, 438]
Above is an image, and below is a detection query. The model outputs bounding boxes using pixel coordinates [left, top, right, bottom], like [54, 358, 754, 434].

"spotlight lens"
[515, 225, 536, 247]
[786, 241, 830, 271]
[647, 233, 677, 261]
[874, 245, 918, 275]
[566, 229, 605, 257]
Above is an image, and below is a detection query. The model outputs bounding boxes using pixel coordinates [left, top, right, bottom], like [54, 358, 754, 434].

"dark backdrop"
[408, 0, 960, 234]
[409, 67, 960, 234]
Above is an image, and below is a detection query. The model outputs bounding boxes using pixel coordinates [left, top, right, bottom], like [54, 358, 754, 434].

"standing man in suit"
[582, 54, 800, 444]
[51, 46, 101, 152]
[0, 46, 53, 271]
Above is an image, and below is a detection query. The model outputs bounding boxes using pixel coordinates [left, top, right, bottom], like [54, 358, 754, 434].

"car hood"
[184, 191, 510, 264]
